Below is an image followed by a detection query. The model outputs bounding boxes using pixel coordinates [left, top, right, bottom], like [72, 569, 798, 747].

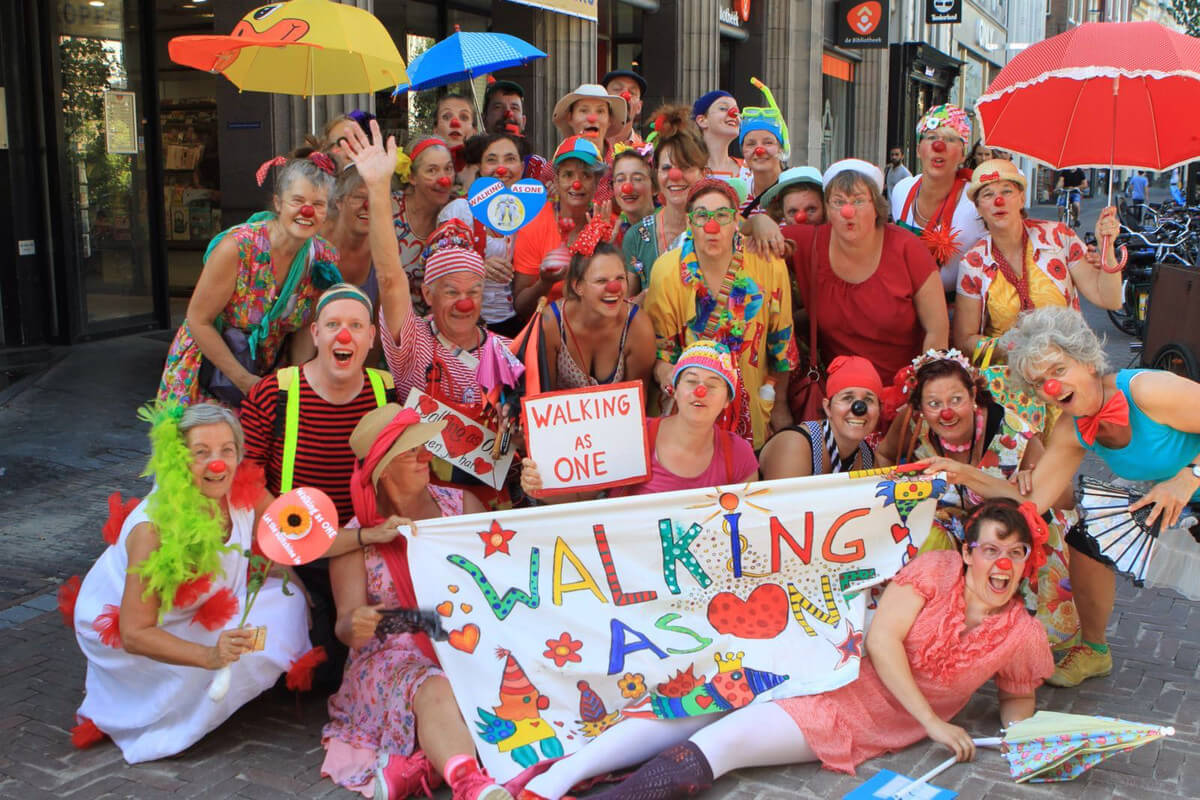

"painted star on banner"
[478, 520, 515, 557]
[834, 621, 864, 669]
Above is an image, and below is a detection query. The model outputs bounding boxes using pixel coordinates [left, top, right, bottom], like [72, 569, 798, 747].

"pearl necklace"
[936, 407, 984, 454]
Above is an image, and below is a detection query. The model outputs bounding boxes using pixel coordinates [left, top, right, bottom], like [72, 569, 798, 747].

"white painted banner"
[408, 468, 946, 782]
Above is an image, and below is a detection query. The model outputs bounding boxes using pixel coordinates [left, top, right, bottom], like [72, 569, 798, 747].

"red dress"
[775, 551, 1053, 775]
[783, 223, 938, 384]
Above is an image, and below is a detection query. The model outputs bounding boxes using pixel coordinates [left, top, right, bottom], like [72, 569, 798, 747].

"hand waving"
[344, 119, 398, 188]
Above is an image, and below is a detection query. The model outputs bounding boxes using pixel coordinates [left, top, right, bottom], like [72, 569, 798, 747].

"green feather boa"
[131, 403, 234, 619]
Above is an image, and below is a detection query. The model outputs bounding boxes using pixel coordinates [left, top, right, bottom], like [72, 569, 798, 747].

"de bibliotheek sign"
[836, 0, 889, 49]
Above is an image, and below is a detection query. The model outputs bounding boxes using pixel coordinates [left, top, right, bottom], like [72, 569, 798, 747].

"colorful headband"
[916, 104, 971, 144]
[612, 141, 654, 161]
[568, 216, 615, 257]
[911, 347, 974, 376]
[316, 283, 374, 319]
[410, 137, 448, 164]
[255, 152, 337, 187]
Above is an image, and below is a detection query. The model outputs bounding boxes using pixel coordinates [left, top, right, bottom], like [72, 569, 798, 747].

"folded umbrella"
[997, 710, 1175, 783]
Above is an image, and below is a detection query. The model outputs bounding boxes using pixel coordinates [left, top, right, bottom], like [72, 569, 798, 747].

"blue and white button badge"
[468, 177, 547, 235]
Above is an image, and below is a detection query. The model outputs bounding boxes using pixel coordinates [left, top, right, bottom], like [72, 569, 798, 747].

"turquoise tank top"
[1076, 369, 1200, 501]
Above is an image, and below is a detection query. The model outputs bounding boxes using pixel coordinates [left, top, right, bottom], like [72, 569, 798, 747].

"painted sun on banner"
[408, 468, 945, 782]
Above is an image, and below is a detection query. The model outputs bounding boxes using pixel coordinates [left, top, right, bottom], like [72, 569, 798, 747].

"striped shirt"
[380, 310, 511, 414]
[241, 369, 381, 522]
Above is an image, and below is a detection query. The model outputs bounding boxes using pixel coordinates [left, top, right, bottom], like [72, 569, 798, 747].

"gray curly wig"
[1000, 307, 1109, 392]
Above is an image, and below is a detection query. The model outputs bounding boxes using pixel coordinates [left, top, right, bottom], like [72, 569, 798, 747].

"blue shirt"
[1128, 175, 1148, 202]
[1077, 370, 1200, 501]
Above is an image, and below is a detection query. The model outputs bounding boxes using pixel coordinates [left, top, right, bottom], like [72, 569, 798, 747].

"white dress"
[74, 494, 310, 763]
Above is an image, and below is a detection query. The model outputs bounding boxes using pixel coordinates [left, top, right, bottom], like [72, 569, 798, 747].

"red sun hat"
[826, 355, 884, 399]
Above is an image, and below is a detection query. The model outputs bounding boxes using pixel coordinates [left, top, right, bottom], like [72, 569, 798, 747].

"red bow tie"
[1075, 391, 1130, 445]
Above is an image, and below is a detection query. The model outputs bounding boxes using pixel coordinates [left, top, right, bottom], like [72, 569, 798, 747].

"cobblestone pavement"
[0, 196, 1195, 799]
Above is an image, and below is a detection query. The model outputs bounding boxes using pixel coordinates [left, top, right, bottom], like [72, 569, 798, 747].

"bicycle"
[1105, 221, 1193, 339]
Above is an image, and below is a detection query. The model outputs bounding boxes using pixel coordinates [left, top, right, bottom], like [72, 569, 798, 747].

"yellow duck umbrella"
[168, 0, 407, 97]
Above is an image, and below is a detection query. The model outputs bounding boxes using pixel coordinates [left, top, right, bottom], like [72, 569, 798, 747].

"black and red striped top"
[241, 369, 380, 523]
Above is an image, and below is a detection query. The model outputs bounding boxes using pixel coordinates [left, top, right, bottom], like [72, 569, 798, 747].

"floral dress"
[321, 486, 462, 797]
[393, 190, 431, 317]
[775, 551, 1054, 775]
[157, 221, 337, 405]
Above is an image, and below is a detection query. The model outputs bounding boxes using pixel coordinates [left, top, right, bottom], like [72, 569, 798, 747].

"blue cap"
[693, 90, 734, 119]
[738, 118, 783, 149]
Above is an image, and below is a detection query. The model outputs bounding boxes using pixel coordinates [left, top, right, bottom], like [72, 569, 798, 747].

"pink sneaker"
[373, 751, 441, 800]
[451, 768, 513, 800]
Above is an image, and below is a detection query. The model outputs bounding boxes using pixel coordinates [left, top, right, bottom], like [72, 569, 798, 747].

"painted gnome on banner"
[475, 648, 566, 767]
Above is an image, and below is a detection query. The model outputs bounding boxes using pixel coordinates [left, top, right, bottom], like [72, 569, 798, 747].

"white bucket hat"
[552, 84, 629, 140]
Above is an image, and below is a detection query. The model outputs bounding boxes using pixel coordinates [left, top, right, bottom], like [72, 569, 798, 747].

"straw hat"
[552, 84, 628, 139]
[349, 404, 447, 487]
[967, 158, 1028, 203]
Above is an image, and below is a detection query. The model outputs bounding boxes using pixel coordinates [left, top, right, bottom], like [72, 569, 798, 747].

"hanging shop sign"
[505, 0, 598, 23]
[719, 0, 752, 26]
[58, 0, 123, 40]
[926, 0, 962, 24]
[836, 0, 889, 50]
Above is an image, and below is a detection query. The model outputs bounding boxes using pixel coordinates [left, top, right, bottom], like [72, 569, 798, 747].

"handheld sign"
[468, 177, 546, 235]
[256, 487, 340, 566]
[521, 381, 649, 495]
[403, 388, 514, 490]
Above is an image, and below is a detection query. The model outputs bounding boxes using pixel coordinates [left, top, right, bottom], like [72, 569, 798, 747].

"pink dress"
[321, 486, 463, 796]
[776, 550, 1053, 775]
[610, 421, 758, 496]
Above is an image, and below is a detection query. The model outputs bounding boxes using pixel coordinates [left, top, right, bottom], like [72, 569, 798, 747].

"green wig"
[131, 403, 234, 619]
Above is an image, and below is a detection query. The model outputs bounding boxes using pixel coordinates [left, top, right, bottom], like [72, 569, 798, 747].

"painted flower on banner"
[544, 632, 583, 667]
[617, 672, 646, 699]
[478, 520, 516, 557]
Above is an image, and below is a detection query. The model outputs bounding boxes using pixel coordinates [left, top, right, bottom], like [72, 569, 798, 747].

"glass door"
[53, 0, 161, 337]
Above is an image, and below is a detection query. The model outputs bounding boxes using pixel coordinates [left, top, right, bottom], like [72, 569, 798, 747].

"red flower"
[1054, 222, 1070, 242]
[57, 575, 82, 629]
[1047, 258, 1067, 280]
[478, 520, 516, 557]
[1068, 242, 1084, 262]
[286, 646, 328, 692]
[960, 275, 982, 296]
[93, 605, 122, 649]
[173, 574, 214, 609]
[965, 249, 984, 268]
[101, 492, 140, 546]
[191, 586, 238, 631]
[543, 632, 583, 667]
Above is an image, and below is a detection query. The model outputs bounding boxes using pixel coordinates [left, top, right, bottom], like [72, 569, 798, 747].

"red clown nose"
[604, 279, 624, 294]
[453, 298, 475, 313]
[753, 146, 766, 157]
[620, 182, 635, 195]
[931, 139, 947, 153]
[436, 176, 452, 188]
[793, 210, 808, 224]
[693, 384, 708, 398]
[335, 328, 353, 344]
[620, 90, 632, 102]
[299, 204, 315, 218]
[994, 557, 1013, 572]
[726, 108, 739, 119]
[494, 166, 508, 177]
[1042, 379, 1062, 397]
[667, 167, 684, 182]
[939, 408, 956, 422]
[703, 219, 721, 234]
[207, 459, 227, 474]
[994, 195, 1006, 208]
[586, 114, 598, 123]
[571, 180, 582, 190]
[840, 204, 856, 219]
[449, 118, 461, 129]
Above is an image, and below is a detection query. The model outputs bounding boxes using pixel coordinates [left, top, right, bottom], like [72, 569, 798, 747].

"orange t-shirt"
[513, 204, 566, 301]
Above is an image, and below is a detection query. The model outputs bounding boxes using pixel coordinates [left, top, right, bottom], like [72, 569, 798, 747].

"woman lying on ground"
[512, 499, 1052, 799]
[71, 404, 310, 763]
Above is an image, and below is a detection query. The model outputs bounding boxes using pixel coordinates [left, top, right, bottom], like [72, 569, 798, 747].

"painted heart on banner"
[474, 457, 494, 474]
[468, 177, 547, 235]
[706, 584, 790, 639]
[847, 2, 881, 36]
[442, 415, 485, 458]
[448, 623, 480, 653]
[417, 394, 439, 416]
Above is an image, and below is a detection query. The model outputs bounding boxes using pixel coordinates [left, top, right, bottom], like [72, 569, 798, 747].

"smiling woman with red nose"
[890, 105, 987, 296]
[623, 105, 709, 296]
[514, 500, 1049, 800]
[393, 137, 456, 318]
[158, 149, 339, 407]
[609, 148, 655, 249]
[954, 159, 1123, 370]
[692, 90, 748, 183]
[539, 216, 655, 394]
[919, 308, 1200, 688]
[644, 179, 798, 448]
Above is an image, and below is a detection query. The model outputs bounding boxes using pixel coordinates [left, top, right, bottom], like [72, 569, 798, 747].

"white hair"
[179, 403, 244, 461]
[1001, 307, 1109, 391]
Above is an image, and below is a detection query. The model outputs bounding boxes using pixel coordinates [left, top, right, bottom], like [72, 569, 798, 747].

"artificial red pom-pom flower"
[101, 492, 140, 546]
[70, 716, 105, 749]
[93, 605, 122, 649]
[191, 586, 238, 631]
[57, 575, 82, 629]
[173, 574, 213, 609]
[229, 461, 266, 511]
[285, 646, 328, 692]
